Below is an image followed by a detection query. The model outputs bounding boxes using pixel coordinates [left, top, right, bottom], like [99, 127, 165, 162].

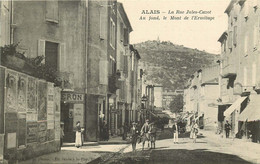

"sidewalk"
[19, 138, 130, 164]
[200, 129, 260, 164]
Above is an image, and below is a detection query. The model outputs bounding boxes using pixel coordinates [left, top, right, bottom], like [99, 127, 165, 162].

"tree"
[169, 94, 183, 113]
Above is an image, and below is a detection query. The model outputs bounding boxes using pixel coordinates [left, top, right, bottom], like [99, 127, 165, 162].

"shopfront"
[61, 92, 85, 143]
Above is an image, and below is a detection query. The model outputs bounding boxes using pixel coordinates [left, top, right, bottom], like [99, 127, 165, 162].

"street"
[96, 130, 260, 164]
[19, 129, 260, 164]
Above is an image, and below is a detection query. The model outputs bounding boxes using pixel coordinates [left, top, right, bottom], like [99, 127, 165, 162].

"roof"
[218, 31, 228, 43]
[224, 0, 237, 14]
[129, 45, 141, 59]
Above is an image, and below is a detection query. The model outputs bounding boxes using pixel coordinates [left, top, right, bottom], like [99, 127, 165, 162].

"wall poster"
[17, 113, 26, 147]
[38, 81, 47, 121]
[17, 74, 27, 112]
[6, 70, 18, 112]
[27, 122, 37, 144]
[38, 121, 47, 143]
[27, 77, 37, 122]
[47, 83, 54, 129]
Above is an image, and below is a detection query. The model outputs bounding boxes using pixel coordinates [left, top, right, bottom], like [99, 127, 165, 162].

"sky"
[119, 0, 230, 54]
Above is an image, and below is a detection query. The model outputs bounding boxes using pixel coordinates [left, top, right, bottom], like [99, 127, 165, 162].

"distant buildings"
[183, 65, 219, 128]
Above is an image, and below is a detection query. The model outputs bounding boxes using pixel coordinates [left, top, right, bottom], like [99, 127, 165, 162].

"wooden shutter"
[38, 39, 45, 63]
[233, 26, 237, 46]
[244, 35, 248, 55]
[123, 28, 129, 46]
[100, 7, 106, 40]
[120, 23, 124, 42]
[46, 1, 58, 22]
[59, 43, 66, 71]
[99, 60, 108, 85]
[228, 31, 233, 49]
[252, 63, 256, 86]
[253, 26, 258, 48]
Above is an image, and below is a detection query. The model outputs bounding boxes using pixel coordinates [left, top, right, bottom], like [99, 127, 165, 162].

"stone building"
[183, 65, 219, 129]
[218, 0, 260, 141]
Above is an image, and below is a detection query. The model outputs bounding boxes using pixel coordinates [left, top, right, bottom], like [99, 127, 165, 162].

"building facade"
[218, 0, 260, 141]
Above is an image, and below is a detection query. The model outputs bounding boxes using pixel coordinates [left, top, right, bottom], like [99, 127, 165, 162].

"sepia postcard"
[0, 0, 260, 163]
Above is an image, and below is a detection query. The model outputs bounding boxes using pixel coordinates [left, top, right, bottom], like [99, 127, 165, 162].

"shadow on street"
[104, 148, 253, 164]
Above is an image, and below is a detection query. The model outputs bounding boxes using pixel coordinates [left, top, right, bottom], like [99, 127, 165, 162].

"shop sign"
[61, 92, 84, 103]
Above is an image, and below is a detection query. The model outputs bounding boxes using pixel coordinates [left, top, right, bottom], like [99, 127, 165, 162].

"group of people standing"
[130, 119, 157, 152]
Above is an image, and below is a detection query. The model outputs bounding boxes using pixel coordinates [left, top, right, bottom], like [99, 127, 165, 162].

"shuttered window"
[123, 55, 128, 76]
[228, 31, 233, 49]
[99, 60, 108, 85]
[59, 43, 66, 71]
[46, 1, 59, 23]
[38, 39, 45, 63]
[123, 28, 129, 46]
[244, 35, 248, 56]
[100, 7, 106, 40]
[233, 26, 237, 46]
[252, 63, 256, 86]
[253, 26, 258, 48]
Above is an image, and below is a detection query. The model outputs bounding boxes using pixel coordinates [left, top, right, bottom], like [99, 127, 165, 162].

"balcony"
[221, 64, 237, 79]
[108, 74, 120, 94]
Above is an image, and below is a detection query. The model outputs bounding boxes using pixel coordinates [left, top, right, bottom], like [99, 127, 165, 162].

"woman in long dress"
[75, 121, 83, 148]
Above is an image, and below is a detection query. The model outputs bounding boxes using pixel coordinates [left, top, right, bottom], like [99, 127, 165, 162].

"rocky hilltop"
[134, 40, 219, 90]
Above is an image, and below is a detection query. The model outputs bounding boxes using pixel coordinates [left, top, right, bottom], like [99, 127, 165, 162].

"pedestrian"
[75, 121, 83, 148]
[103, 120, 109, 141]
[130, 122, 139, 152]
[123, 122, 128, 140]
[193, 122, 199, 143]
[190, 120, 195, 139]
[214, 121, 218, 134]
[172, 121, 179, 144]
[60, 122, 65, 148]
[141, 119, 151, 150]
[149, 122, 157, 149]
[224, 120, 231, 138]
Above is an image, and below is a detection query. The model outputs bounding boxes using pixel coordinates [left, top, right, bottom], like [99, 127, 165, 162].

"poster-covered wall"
[2, 67, 61, 160]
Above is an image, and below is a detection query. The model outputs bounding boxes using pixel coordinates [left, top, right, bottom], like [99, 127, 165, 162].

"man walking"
[225, 120, 231, 138]
[141, 119, 151, 150]
[172, 122, 179, 144]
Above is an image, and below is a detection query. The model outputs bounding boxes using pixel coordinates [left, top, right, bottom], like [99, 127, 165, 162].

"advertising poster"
[38, 81, 47, 121]
[6, 70, 18, 112]
[7, 133, 16, 149]
[27, 77, 37, 112]
[54, 113, 60, 140]
[47, 83, 54, 129]
[27, 122, 37, 144]
[17, 113, 26, 147]
[73, 104, 84, 128]
[17, 74, 27, 112]
[38, 121, 47, 143]
[5, 113, 17, 133]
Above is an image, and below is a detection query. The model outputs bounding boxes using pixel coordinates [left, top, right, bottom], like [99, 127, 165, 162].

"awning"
[224, 96, 247, 116]
[239, 94, 260, 122]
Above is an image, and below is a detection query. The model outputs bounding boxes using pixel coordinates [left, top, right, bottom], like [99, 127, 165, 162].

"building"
[162, 89, 184, 110]
[183, 65, 220, 128]
[154, 86, 163, 109]
[0, 0, 87, 161]
[218, 0, 260, 141]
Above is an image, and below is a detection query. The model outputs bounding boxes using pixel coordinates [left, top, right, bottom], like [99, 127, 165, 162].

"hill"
[134, 40, 220, 90]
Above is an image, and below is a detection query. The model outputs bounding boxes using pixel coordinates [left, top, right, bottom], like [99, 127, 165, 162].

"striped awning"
[224, 96, 247, 117]
[239, 94, 260, 122]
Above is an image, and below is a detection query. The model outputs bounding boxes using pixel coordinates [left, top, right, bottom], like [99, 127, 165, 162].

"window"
[46, 1, 59, 23]
[233, 26, 237, 46]
[228, 31, 233, 50]
[123, 28, 129, 46]
[253, 26, 258, 49]
[244, 35, 248, 56]
[244, 2, 249, 19]
[45, 41, 59, 71]
[110, 19, 116, 48]
[120, 22, 124, 42]
[244, 67, 247, 86]
[100, 7, 106, 40]
[252, 63, 256, 86]
[99, 60, 108, 85]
